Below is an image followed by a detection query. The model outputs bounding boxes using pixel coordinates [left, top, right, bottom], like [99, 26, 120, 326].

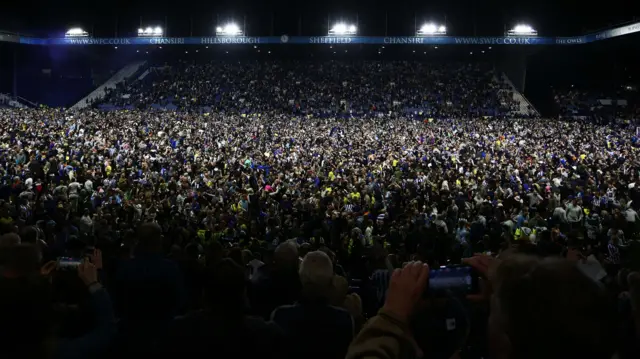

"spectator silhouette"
[272, 250, 354, 359]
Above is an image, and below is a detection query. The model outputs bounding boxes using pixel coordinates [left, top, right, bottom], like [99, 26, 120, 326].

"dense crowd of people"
[100, 61, 523, 118]
[554, 87, 639, 124]
[0, 72, 639, 359]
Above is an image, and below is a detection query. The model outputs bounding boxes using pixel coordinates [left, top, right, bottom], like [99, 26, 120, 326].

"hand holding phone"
[56, 257, 82, 270]
[40, 260, 57, 276]
[383, 261, 430, 322]
[89, 248, 103, 269]
[462, 255, 497, 302]
[77, 258, 98, 286]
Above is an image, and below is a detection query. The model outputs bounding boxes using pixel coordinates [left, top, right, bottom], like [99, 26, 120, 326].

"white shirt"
[553, 207, 568, 223]
[625, 208, 639, 223]
[68, 182, 81, 196]
[566, 204, 583, 223]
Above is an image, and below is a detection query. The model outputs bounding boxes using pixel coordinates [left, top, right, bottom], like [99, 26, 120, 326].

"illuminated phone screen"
[428, 265, 477, 295]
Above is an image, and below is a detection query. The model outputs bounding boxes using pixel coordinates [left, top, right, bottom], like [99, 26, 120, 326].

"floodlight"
[65, 28, 89, 37]
[328, 23, 357, 36]
[422, 24, 436, 33]
[138, 26, 163, 37]
[224, 23, 240, 35]
[507, 24, 537, 36]
[417, 23, 446, 36]
[216, 23, 243, 36]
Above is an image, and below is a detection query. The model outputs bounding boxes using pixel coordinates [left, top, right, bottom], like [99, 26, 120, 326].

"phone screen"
[428, 265, 479, 296]
[57, 257, 82, 270]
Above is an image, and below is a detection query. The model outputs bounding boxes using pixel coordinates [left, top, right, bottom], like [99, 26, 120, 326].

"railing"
[15, 95, 37, 107]
[500, 74, 540, 116]
[0, 93, 36, 108]
[71, 61, 147, 110]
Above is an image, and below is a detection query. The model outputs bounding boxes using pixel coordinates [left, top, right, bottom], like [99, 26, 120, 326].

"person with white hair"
[298, 250, 335, 300]
[271, 251, 354, 359]
[249, 241, 301, 320]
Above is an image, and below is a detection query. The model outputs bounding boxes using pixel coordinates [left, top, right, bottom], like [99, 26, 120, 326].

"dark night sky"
[0, 0, 636, 38]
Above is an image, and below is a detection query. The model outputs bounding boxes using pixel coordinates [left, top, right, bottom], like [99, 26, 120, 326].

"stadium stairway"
[499, 73, 540, 117]
[0, 93, 32, 108]
[137, 69, 151, 81]
[70, 61, 147, 111]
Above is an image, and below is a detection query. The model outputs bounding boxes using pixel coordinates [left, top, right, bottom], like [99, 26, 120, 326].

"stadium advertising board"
[8, 21, 640, 46]
[587, 21, 640, 42]
[554, 37, 586, 45]
[24, 36, 574, 46]
[0, 33, 20, 43]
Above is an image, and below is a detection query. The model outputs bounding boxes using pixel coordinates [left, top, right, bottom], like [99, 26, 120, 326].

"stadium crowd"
[100, 61, 524, 118]
[554, 87, 639, 124]
[0, 67, 638, 359]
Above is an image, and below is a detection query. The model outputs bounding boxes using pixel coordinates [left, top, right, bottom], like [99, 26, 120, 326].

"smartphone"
[57, 257, 82, 270]
[428, 264, 480, 296]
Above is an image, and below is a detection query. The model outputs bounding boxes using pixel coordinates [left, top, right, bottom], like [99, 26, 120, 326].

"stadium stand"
[94, 60, 529, 118]
[552, 86, 639, 123]
[71, 61, 147, 110]
[0, 19, 638, 359]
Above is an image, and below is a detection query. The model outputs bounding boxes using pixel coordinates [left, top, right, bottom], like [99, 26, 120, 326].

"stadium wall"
[496, 49, 536, 94]
[1, 44, 144, 107]
[0, 43, 14, 96]
[524, 33, 639, 117]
